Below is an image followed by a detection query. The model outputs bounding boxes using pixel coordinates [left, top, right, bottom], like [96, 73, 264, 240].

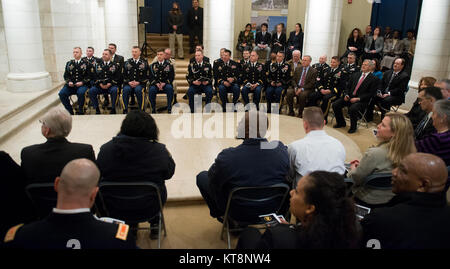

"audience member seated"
[254, 23, 272, 62]
[241, 51, 265, 110]
[97, 110, 175, 238]
[88, 49, 121, 114]
[311, 55, 330, 90]
[236, 23, 255, 54]
[341, 28, 364, 62]
[363, 26, 384, 61]
[189, 44, 210, 64]
[286, 55, 317, 117]
[286, 23, 304, 61]
[370, 59, 383, 80]
[361, 153, 450, 249]
[0, 151, 35, 238]
[288, 107, 346, 186]
[416, 100, 450, 170]
[363, 25, 372, 43]
[406, 76, 436, 128]
[149, 48, 175, 114]
[266, 51, 291, 113]
[367, 57, 409, 121]
[3, 159, 136, 249]
[122, 46, 149, 113]
[270, 23, 286, 54]
[237, 171, 360, 249]
[380, 30, 404, 70]
[436, 79, 450, 100]
[196, 111, 289, 221]
[186, 50, 214, 113]
[414, 87, 443, 140]
[383, 26, 393, 40]
[348, 113, 416, 207]
[340, 52, 360, 90]
[287, 50, 302, 75]
[214, 49, 240, 112]
[332, 59, 380, 133]
[58, 47, 91, 115]
[21, 107, 95, 185]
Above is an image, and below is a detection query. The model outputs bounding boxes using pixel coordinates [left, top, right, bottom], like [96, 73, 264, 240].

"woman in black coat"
[271, 23, 286, 54]
[286, 23, 304, 60]
[341, 28, 365, 62]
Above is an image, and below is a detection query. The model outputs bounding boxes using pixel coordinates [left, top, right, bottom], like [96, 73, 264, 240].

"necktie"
[299, 68, 307, 88]
[353, 73, 366, 95]
[415, 115, 430, 137]
[386, 72, 397, 92]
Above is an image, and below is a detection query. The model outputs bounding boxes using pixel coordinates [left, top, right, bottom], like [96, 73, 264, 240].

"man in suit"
[58, 47, 91, 115]
[286, 55, 317, 117]
[149, 48, 175, 114]
[361, 153, 450, 249]
[88, 49, 121, 114]
[308, 56, 343, 123]
[332, 59, 380, 133]
[254, 23, 272, 61]
[215, 49, 240, 112]
[414, 86, 443, 140]
[266, 51, 291, 114]
[186, 50, 213, 113]
[241, 51, 266, 110]
[4, 159, 136, 249]
[20, 107, 95, 185]
[107, 43, 125, 107]
[122, 46, 149, 113]
[196, 111, 289, 221]
[367, 58, 409, 121]
[187, 0, 203, 54]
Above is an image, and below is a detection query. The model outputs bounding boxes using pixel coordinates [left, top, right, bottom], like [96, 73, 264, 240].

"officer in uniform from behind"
[148, 48, 175, 114]
[58, 47, 91, 115]
[122, 46, 149, 113]
[241, 51, 266, 110]
[308, 56, 343, 123]
[266, 51, 291, 113]
[3, 159, 136, 249]
[89, 49, 121, 114]
[186, 50, 213, 113]
[215, 49, 240, 112]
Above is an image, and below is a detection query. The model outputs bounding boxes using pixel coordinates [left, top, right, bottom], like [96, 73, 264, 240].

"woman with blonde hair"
[348, 112, 416, 207]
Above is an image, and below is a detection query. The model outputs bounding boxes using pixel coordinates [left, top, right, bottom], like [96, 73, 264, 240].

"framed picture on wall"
[252, 0, 289, 11]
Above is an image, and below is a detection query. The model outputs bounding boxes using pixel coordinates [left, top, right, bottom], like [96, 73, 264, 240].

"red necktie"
[299, 68, 307, 88]
[353, 73, 366, 96]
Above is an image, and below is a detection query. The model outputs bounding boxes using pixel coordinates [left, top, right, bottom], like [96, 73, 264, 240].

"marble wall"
[0, 4, 9, 85]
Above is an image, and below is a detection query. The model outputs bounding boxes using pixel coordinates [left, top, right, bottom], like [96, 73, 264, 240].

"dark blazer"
[414, 114, 436, 140]
[380, 69, 410, 102]
[255, 31, 272, 46]
[112, 54, 125, 85]
[346, 37, 365, 57]
[21, 137, 95, 184]
[189, 56, 210, 64]
[207, 138, 289, 213]
[361, 192, 450, 249]
[168, 11, 183, 34]
[287, 31, 304, 51]
[271, 32, 286, 53]
[291, 66, 318, 93]
[344, 72, 380, 103]
[187, 7, 203, 29]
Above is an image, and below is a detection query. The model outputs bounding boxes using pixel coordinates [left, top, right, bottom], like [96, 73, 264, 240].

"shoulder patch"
[115, 223, 129, 241]
[4, 224, 24, 243]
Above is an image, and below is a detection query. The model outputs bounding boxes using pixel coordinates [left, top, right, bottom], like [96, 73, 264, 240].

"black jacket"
[21, 137, 95, 184]
[271, 32, 286, 53]
[380, 69, 410, 102]
[287, 31, 304, 51]
[187, 7, 203, 29]
[123, 57, 149, 85]
[255, 31, 272, 46]
[344, 72, 380, 103]
[361, 192, 450, 249]
[346, 37, 365, 57]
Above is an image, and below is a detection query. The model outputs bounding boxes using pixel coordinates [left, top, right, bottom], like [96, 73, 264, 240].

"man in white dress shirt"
[288, 107, 346, 186]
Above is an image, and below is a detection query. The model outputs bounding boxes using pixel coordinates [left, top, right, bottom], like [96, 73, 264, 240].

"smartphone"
[373, 129, 378, 136]
[355, 204, 371, 220]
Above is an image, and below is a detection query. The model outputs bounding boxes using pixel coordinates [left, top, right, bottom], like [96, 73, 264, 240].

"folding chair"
[97, 181, 167, 249]
[25, 183, 57, 219]
[220, 183, 290, 249]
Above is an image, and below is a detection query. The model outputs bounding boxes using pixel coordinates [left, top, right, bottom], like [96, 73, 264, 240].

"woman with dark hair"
[341, 28, 364, 62]
[97, 110, 175, 238]
[236, 23, 255, 54]
[371, 58, 383, 80]
[363, 26, 384, 61]
[237, 171, 360, 249]
[168, 2, 184, 59]
[286, 23, 304, 60]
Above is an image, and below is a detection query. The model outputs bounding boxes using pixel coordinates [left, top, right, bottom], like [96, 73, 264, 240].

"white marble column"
[409, 0, 450, 88]
[203, 0, 235, 59]
[104, 0, 138, 59]
[303, 0, 343, 63]
[2, 0, 51, 92]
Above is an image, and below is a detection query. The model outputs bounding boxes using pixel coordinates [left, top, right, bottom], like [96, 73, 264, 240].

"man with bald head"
[361, 153, 450, 249]
[4, 159, 136, 249]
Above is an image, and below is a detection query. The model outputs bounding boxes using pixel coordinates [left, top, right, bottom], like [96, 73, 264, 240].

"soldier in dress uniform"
[3, 159, 136, 249]
[122, 46, 149, 113]
[237, 48, 251, 86]
[59, 47, 91, 115]
[214, 49, 240, 112]
[212, 48, 226, 94]
[266, 51, 291, 113]
[186, 50, 213, 113]
[308, 56, 343, 123]
[241, 51, 266, 110]
[107, 43, 125, 106]
[189, 44, 210, 64]
[148, 48, 175, 114]
[312, 55, 330, 90]
[340, 52, 361, 90]
[82, 47, 100, 87]
[88, 49, 121, 114]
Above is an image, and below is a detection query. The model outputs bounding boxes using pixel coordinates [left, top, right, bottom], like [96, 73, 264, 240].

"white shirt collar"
[306, 130, 327, 137]
[53, 208, 90, 214]
[159, 61, 164, 65]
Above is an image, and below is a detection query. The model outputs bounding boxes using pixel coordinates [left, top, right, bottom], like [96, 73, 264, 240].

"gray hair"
[433, 99, 450, 128]
[303, 55, 312, 62]
[40, 107, 72, 138]
[364, 59, 375, 68]
[439, 79, 450, 91]
[292, 50, 301, 56]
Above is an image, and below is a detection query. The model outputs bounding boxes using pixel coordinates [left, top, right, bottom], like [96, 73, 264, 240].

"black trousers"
[309, 92, 339, 119]
[366, 95, 403, 120]
[189, 27, 203, 52]
[332, 98, 368, 129]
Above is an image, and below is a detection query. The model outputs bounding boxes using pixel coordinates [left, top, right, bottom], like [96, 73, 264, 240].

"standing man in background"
[187, 0, 203, 54]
